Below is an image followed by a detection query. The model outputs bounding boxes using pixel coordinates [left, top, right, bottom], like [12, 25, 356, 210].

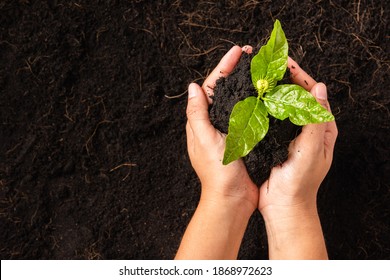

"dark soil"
[210, 51, 297, 185]
[1, 0, 389, 259]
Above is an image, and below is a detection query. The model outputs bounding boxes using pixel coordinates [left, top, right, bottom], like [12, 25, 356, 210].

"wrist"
[262, 204, 320, 234]
[198, 194, 255, 222]
[260, 200, 318, 223]
[197, 187, 256, 237]
[259, 180, 319, 223]
[196, 197, 254, 241]
[176, 195, 254, 259]
[200, 185, 257, 220]
[261, 205, 328, 259]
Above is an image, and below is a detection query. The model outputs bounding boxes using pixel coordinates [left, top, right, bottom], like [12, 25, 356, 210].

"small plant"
[223, 20, 335, 165]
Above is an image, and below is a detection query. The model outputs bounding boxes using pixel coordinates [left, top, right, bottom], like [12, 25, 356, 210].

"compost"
[0, 0, 389, 259]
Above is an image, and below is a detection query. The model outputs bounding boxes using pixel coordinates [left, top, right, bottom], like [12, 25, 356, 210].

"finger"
[186, 83, 215, 137]
[314, 82, 338, 157]
[308, 83, 338, 160]
[324, 120, 338, 160]
[287, 57, 316, 91]
[312, 82, 332, 112]
[202, 45, 243, 103]
[294, 83, 329, 153]
[242, 45, 253, 54]
[186, 122, 194, 143]
[186, 122, 195, 156]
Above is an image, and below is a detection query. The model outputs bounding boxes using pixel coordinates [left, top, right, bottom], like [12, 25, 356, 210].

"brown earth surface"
[0, 0, 389, 259]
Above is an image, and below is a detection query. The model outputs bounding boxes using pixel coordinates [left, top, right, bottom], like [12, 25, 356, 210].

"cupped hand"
[186, 46, 258, 214]
[258, 57, 338, 218]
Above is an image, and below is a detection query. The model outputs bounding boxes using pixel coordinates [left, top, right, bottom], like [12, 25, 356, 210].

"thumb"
[312, 82, 331, 112]
[312, 83, 338, 155]
[297, 83, 329, 151]
[186, 83, 214, 136]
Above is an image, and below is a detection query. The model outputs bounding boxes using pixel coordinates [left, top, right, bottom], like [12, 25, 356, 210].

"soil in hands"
[210, 52, 299, 185]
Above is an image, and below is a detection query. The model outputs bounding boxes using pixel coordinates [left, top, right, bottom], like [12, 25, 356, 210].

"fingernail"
[242, 45, 253, 54]
[314, 83, 327, 100]
[188, 83, 198, 99]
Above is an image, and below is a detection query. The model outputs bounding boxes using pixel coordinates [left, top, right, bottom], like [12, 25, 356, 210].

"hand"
[258, 57, 338, 259]
[186, 45, 258, 214]
[258, 57, 338, 216]
[176, 46, 258, 259]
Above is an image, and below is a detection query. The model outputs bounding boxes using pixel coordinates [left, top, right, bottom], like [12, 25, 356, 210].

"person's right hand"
[186, 46, 258, 214]
[258, 57, 338, 259]
[176, 46, 258, 260]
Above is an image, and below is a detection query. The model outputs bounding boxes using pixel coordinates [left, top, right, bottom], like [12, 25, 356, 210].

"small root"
[180, 45, 223, 57]
[85, 120, 112, 155]
[179, 22, 245, 33]
[109, 163, 137, 172]
[164, 90, 187, 99]
[218, 38, 237, 46]
[109, 163, 136, 182]
[334, 78, 354, 102]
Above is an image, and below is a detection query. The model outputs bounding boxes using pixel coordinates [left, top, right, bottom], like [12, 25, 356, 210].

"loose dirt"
[1, 0, 389, 259]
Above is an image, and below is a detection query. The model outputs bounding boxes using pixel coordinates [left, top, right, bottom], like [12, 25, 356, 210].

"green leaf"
[223, 97, 269, 165]
[263, 85, 335, 125]
[251, 19, 288, 94]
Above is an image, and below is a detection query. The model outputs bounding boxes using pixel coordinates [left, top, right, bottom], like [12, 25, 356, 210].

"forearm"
[175, 198, 254, 260]
[262, 205, 328, 260]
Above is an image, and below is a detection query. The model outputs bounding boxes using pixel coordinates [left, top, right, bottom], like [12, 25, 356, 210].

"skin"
[259, 57, 338, 259]
[175, 46, 338, 260]
[175, 46, 258, 260]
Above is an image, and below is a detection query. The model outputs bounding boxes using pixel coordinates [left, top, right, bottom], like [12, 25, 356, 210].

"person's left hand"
[186, 45, 258, 215]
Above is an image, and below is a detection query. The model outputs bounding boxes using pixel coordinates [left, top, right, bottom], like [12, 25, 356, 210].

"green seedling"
[223, 20, 335, 165]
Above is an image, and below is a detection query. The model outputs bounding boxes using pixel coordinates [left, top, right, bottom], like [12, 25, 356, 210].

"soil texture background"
[1, 0, 389, 259]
